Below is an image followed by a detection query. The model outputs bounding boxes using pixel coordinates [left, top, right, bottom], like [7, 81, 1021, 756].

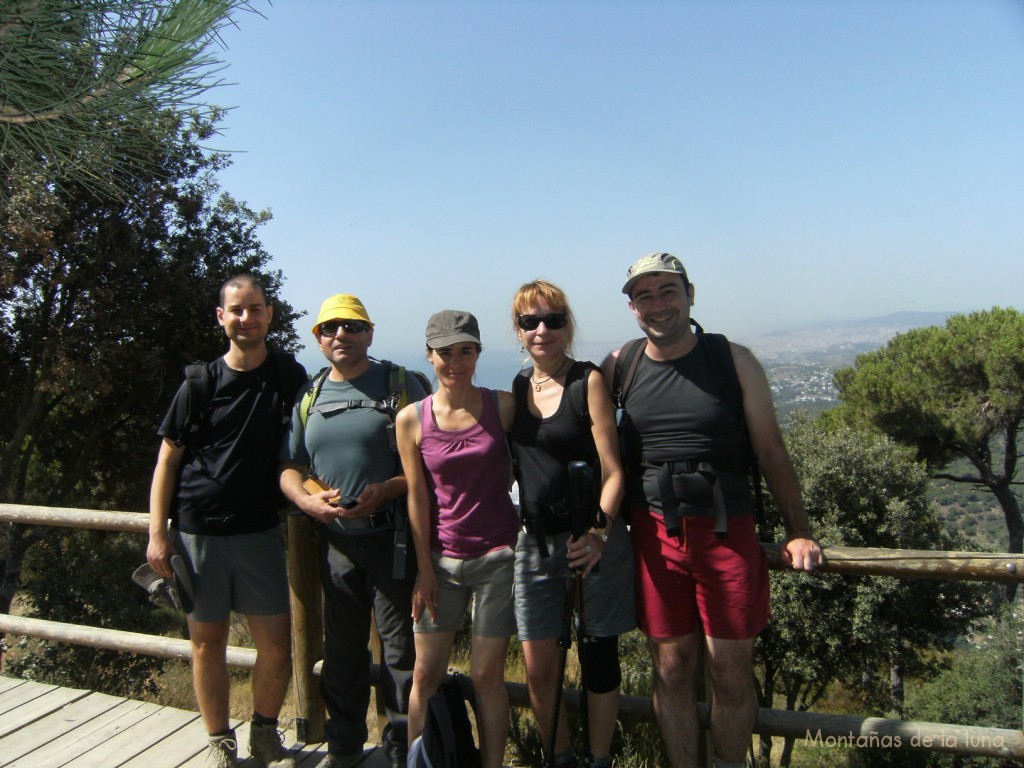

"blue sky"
[212, 0, 1024, 384]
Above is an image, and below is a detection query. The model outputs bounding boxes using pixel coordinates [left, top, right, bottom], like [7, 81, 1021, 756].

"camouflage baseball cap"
[622, 252, 689, 295]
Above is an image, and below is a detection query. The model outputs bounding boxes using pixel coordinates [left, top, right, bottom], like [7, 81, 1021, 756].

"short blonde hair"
[511, 279, 576, 352]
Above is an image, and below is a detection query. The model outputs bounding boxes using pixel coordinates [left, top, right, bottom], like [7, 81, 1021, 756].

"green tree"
[832, 309, 1024, 600]
[0, 111, 301, 687]
[0, 0, 258, 202]
[907, 607, 1023, 744]
[754, 414, 986, 768]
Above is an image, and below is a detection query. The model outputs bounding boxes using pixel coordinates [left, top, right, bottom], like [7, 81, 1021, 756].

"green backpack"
[297, 358, 431, 451]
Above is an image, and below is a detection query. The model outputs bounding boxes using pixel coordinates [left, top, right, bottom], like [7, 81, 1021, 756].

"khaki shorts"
[414, 546, 516, 637]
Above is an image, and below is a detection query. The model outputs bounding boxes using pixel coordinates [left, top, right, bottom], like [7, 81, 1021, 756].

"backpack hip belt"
[327, 506, 395, 533]
[521, 498, 575, 559]
[644, 457, 729, 540]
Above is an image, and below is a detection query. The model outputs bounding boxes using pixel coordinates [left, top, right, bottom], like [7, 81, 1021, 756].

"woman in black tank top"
[509, 280, 634, 768]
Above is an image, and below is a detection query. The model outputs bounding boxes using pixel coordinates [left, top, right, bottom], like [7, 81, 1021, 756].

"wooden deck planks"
[0, 677, 59, 718]
[2, 690, 125, 765]
[68, 702, 205, 768]
[0, 686, 91, 742]
[118, 709, 220, 768]
[5, 696, 151, 768]
[0, 676, 335, 767]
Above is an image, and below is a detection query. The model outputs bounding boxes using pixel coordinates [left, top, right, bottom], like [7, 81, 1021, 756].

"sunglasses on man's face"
[516, 313, 568, 331]
[319, 319, 371, 337]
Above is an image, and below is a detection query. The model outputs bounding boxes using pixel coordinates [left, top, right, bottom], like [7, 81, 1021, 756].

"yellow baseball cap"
[312, 294, 374, 335]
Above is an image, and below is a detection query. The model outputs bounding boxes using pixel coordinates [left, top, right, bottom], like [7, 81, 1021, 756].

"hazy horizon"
[209, 1, 1022, 376]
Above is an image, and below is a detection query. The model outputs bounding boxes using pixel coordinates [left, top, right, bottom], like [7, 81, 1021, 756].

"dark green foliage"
[756, 414, 988, 767]
[841, 608, 1023, 767]
[0, 106, 301, 690]
[6, 528, 185, 697]
[832, 309, 1024, 590]
[0, 111, 301, 514]
[907, 608, 1023, 745]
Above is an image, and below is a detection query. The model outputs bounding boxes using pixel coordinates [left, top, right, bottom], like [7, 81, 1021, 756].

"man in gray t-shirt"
[280, 293, 428, 768]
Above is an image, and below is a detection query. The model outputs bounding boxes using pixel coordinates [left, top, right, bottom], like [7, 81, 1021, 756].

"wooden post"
[287, 511, 325, 743]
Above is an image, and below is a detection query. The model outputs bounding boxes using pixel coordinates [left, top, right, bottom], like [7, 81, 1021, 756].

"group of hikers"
[146, 251, 822, 768]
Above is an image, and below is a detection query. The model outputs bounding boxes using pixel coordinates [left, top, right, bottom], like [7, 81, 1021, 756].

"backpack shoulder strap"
[266, 351, 309, 431]
[269, 350, 308, 398]
[298, 367, 330, 428]
[182, 361, 214, 445]
[385, 361, 405, 413]
[611, 338, 647, 408]
[697, 332, 744, 427]
[696, 328, 769, 535]
[565, 360, 598, 428]
[513, 366, 532, 404]
[386, 361, 432, 413]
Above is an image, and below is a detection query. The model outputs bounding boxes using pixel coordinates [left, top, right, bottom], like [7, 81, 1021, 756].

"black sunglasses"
[319, 319, 371, 337]
[516, 313, 568, 331]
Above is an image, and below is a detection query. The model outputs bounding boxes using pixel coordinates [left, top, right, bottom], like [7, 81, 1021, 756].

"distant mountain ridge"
[446, 311, 957, 391]
[745, 311, 954, 365]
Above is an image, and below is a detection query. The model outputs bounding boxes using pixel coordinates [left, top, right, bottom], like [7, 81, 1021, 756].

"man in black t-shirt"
[148, 275, 306, 768]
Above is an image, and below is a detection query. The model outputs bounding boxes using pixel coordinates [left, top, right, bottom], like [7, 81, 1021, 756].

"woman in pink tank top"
[396, 309, 518, 768]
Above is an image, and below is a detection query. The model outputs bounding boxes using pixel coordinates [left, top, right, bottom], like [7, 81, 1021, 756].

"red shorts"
[632, 509, 769, 640]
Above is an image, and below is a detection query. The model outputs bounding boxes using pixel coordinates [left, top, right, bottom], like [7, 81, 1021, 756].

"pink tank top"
[418, 389, 519, 558]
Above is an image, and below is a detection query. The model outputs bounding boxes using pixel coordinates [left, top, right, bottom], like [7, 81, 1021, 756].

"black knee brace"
[580, 635, 621, 694]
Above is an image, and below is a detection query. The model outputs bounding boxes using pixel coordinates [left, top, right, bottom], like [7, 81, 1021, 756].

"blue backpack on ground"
[407, 672, 481, 768]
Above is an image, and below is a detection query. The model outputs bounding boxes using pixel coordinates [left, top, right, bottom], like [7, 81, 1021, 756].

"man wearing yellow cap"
[280, 294, 429, 768]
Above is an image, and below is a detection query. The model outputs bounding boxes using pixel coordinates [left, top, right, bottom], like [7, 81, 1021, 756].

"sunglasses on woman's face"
[516, 313, 568, 331]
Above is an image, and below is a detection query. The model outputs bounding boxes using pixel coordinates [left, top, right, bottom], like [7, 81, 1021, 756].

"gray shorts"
[414, 546, 516, 638]
[513, 516, 636, 640]
[172, 527, 290, 623]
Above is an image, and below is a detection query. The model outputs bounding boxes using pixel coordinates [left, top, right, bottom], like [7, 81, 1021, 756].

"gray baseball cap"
[622, 252, 689, 295]
[425, 310, 481, 348]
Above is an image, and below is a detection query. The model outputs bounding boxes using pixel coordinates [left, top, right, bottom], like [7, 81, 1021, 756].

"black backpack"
[409, 673, 481, 768]
[510, 361, 598, 557]
[181, 350, 308, 449]
[611, 320, 766, 533]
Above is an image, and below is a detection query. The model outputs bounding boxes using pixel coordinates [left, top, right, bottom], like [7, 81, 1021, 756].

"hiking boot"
[249, 722, 295, 768]
[205, 731, 237, 767]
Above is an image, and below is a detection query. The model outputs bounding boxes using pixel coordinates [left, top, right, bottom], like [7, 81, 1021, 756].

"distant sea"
[295, 311, 956, 391]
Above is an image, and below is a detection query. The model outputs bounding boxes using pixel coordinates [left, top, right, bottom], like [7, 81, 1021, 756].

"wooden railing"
[1, 503, 1023, 763]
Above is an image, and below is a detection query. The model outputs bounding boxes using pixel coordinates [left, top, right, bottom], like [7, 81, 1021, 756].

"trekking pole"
[546, 569, 577, 767]
[567, 460, 595, 760]
[544, 461, 596, 767]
